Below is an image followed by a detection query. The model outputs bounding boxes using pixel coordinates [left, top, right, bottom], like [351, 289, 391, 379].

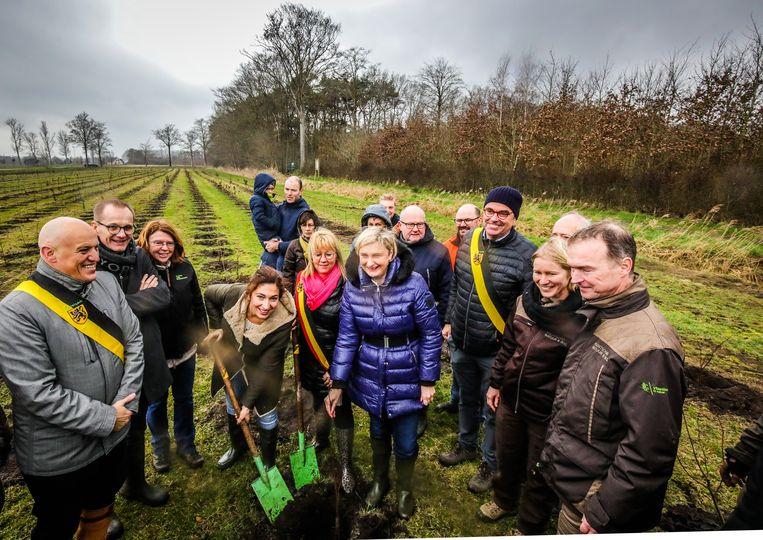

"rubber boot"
[76, 505, 114, 540]
[365, 437, 391, 508]
[313, 405, 332, 452]
[121, 430, 170, 506]
[258, 426, 279, 469]
[152, 433, 171, 473]
[218, 414, 247, 470]
[335, 428, 356, 494]
[396, 456, 417, 519]
[105, 513, 124, 540]
[416, 407, 428, 439]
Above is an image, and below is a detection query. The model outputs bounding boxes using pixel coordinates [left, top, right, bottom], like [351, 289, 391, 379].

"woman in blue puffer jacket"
[326, 227, 442, 519]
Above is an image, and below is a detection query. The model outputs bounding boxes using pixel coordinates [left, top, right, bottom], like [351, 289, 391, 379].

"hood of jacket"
[346, 241, 415, 288]
[253, 173, 276, 197]
[360, 204, 392, 228]
[223, 289, 296, 347]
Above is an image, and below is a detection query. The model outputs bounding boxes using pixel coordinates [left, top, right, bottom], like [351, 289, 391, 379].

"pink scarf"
[299, 265, 342, 311]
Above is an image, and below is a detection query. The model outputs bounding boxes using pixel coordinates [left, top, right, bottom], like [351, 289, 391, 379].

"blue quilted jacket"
[331, 246, 442, 419]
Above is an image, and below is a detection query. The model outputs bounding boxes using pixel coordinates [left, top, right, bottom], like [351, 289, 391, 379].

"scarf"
[300, 265, 342, 311]
[97, 240, 137, 288]
[299, 236, 310, 261]
[522, 282, 583, 340]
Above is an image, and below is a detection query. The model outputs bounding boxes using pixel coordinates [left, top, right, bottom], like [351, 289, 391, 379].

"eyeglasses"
[454, 217, 480, 225]
[96, 221, 134, 235]
[150, 240, 176, 248]
[483, 208, 514, 220]
[313, 251, 336, 259]
[400, 221, 425, 230]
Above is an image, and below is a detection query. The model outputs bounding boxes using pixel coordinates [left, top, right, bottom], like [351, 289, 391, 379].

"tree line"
[209, 3, 762, 223]
[122, 119, 211, 168]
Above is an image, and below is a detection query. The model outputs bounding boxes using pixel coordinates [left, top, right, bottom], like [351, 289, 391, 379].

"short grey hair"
[568, 221, 637, 270]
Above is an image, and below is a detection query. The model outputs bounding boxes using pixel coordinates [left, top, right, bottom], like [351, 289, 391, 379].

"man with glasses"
[440, 187, 536, 494]
[436, 204, 481, 415]
[398, 205, 453, 437]
[92, 199, 172, 538]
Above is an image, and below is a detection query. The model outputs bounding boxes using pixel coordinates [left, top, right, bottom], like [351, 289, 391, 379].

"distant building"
[0, 155, 21, 165]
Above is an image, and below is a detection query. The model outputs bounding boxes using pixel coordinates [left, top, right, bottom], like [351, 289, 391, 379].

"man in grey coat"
[0, 217, 144, 539]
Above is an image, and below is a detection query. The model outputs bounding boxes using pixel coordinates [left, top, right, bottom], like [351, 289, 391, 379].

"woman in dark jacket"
[249, 173, 281, 268]
[479, 237, 582, 534]
[203, 266, 295, 471]
[138, 220, 209, 472]
[326, 227, 442, 519]
[294, 228, 354, 492]
[282, 209, 321, 293]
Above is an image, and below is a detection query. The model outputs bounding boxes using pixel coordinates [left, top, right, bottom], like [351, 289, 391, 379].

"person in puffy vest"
[326, 227, 442, 519]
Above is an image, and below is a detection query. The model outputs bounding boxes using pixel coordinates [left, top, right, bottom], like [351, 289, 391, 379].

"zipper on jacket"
[514, 321, 539, 414]
[587, 363, 606, 443]
[463, 282, 475, 351]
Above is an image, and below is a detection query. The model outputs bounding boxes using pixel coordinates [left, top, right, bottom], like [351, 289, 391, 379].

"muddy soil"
[322, 219, 357, 244]
[660, 504, 722, 531]
[686, 365, 763, 420]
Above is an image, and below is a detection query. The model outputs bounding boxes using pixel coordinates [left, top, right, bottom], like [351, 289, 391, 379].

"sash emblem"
[68, 304, 89, 325]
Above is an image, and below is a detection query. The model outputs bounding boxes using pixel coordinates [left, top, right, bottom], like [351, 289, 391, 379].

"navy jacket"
[277, 197, 310, 255]
[249, 174, 280, 247]
[400, 224, 452, 325]
[331, 247, 442, 419]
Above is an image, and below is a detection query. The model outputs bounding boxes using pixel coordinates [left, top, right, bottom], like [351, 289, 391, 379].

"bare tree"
[24, 132, 39, 161]
[417, 57, 465, 125]
[56, 130, 70, 162]
[193, 118, 210, 165]
[153, 124, 181, 166]
[67, 112, 96, 165]
[39, 121, 54, 165]
[539, 51, 579, 101]
[5, 118, 25, 164]
[244, 3, 341, 169]
[91, 122, 111, 166]
[183, 129, 198, 167]
[138, 139, 152, 167]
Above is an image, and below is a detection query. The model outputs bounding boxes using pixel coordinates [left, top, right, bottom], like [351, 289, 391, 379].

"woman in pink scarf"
[294, 228, 355, 493]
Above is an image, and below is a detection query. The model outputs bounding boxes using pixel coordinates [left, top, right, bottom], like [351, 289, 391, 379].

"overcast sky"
[1, 0, 761, 157]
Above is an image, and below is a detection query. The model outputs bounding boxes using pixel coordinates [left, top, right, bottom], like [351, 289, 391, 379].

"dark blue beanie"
[484, 186, 523, 219]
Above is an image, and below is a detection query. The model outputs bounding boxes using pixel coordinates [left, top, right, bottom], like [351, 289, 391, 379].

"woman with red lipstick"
[137, 220, 208, 473]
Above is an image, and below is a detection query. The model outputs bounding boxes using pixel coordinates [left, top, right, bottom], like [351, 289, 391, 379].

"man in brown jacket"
[540, 221, 686, 534]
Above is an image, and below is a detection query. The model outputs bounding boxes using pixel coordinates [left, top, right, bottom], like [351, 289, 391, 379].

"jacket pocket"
[587, 362, 617, 443]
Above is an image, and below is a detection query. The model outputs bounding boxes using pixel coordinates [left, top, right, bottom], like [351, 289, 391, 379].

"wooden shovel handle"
[291, 326, 305, 433]
[210, 346, 260, 458]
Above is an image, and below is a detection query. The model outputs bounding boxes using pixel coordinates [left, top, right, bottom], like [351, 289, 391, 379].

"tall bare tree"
[244, 3, 341, 169]
[24, 132, 39, 161]
[183, 129, 198, 167]
[91, 122, 111, 166]
[56, 130, 70, 162]
[39, 121, 54, 165]
[417, 57, 465, 125]
[153, 124, 181, 166]
[5, 118, 25, 164]
[67, 112, 96, 165]
[193, 118, 210, 165]
[138, 139, 152, 167]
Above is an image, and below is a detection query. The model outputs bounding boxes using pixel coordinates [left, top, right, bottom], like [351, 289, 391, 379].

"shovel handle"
[210, 346, 260, 458]
[291, 326, 306, 433]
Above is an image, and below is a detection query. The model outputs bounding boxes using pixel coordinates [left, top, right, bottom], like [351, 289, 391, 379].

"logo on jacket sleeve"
[641, 381, 668, 395]
[67, 303, 89, 325]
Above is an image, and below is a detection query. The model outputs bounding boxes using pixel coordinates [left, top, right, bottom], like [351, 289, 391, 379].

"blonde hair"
[355, 226, 398, 259]
[304, 228, 346, 277]
[379, 193, 396, 203]
[532, 237, 575, 291]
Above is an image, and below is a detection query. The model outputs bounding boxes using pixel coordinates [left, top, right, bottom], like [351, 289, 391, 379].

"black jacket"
[400, 224, 453, 325]
[282, 238, 307, 294]
[445, 228, 536, 356]
[98, 242, 172, 403]
[153, 259, 209, 360]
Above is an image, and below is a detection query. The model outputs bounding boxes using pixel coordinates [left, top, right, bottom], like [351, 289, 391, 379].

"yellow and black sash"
[470, 227, 508, 334]
[14, 272, 125, 362]
[295, 280, 330, 370]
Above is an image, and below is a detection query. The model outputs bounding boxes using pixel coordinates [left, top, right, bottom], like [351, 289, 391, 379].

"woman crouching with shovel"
[203, 266, 295, 471]
[326, 227, 442, 519]
[294, 228, 354, 493]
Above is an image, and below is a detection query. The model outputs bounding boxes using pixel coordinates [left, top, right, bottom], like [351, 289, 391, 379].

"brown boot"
[76, 505, 113, 540]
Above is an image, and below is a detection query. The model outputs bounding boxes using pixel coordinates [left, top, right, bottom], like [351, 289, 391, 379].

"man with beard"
[437, 204, 481, 414]
[92, 199, 172, 538]
[398, 205, 453, 437]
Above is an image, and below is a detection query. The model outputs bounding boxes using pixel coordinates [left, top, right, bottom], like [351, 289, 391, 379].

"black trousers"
[23, 440, 127, 540]
[309, 388, 354, 430]
[493, 400, 558, 535]
[723, 448, 763, 530]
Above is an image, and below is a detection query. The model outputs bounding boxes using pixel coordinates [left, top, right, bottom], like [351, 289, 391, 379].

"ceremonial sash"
[15, 272, 125, 362]
[469, 227, 507, 334]
[295, 280, 330, 370]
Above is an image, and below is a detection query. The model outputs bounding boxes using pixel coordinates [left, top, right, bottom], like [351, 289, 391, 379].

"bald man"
[551, 212, 590, 241]
[0, 217, 144, 539]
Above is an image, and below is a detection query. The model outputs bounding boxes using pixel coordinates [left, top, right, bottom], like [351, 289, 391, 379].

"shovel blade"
[251, 460, 293, 523]
[289, 444, 320, 490]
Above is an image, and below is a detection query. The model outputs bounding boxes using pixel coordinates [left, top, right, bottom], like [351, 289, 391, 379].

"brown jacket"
[540, 276, 686, 533]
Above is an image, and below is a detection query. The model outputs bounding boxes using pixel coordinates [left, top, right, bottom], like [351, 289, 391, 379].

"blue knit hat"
[485, 186, 523, 219]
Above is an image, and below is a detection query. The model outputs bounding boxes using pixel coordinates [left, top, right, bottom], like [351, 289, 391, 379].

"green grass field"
[0, 166, 761, 538]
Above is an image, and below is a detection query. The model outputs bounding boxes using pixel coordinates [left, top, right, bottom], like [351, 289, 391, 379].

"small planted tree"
[153, 124, 182, 166]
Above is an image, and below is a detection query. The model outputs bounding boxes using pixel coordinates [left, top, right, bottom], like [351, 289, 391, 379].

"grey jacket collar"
[36, 259, 91, 295]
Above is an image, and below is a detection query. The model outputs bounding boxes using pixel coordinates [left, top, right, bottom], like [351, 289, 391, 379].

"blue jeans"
[147, 356, 197, 452]
[451, 347, 497, 471]
[260, 250, 279, 268]
[447, 338, 460, 404]
[369, 411, 419, 459]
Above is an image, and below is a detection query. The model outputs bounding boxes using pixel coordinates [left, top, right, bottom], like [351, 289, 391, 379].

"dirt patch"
[660, 504, 721, 531]
[205, 260, 240, 272]
[200, 247, 234, 258]
[686, 365, 763, 420]
[0, 453, 24, 487]
[322, 219, 357, 245]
